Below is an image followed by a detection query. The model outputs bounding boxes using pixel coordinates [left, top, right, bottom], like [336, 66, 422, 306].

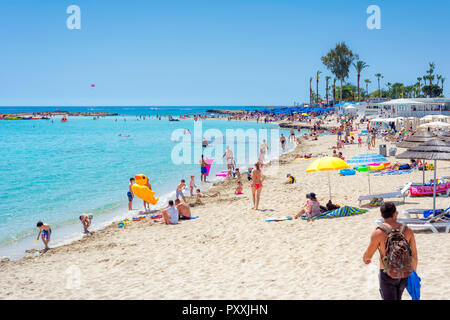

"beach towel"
[301, 206, 368, 220]
[265, 216, 293, 222]
[406, 270, 421, 300]
[375, 170, 413, 176]
[179, 216, 199, 220]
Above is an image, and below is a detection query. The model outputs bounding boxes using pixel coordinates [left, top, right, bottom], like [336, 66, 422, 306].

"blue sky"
[0, 0, 449, 106]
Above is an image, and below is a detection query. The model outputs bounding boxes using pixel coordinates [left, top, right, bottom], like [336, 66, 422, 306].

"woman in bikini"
[251, 162, 265, 210]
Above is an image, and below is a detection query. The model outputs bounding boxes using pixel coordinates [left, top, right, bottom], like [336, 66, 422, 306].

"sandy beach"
[1, 126, 449, 300]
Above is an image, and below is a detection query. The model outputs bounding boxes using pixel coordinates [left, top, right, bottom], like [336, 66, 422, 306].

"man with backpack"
[363, 202, 418, 300]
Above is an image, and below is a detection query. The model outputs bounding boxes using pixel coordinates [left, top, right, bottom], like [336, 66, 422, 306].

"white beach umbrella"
[419, 121, 450, 129]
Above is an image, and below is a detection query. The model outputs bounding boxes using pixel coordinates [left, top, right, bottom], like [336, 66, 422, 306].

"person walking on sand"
[200, 155, 208, 182]
[79, 213, 91, 233]
[259, 139, 268, 163]
[36, 221, 52, 251]
[280, 134, 286, 152]
[223, 146, 234, 175]
[128, 177, 135, 211]
[250, 162, 265, 210]
[363, 202, 418, 300]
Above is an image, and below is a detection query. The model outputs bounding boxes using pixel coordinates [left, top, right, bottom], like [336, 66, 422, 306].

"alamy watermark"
[366, 5, 381, 30]
[66, 5, 81, 30]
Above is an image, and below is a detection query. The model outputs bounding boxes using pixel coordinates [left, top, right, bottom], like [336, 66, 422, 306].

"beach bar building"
[378, 98, 450, 118]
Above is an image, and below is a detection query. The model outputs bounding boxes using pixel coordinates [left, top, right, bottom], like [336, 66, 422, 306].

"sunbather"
[294, 193, 322, 222]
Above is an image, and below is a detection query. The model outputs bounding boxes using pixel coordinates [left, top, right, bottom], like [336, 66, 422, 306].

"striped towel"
[301, 206, 368, 220]
[375, 170, 413, 176]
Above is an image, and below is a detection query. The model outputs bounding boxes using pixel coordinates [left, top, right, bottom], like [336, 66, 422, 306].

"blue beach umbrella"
[347, 153, 389, 195]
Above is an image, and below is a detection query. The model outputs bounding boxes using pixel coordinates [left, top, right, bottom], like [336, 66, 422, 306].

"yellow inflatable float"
[131, 174, 159, 205]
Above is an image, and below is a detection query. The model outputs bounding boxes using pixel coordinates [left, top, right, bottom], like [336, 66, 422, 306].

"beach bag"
[369, 198, 384, 207]
[326, 200, 339, 211]
[377, 224, 413, 279]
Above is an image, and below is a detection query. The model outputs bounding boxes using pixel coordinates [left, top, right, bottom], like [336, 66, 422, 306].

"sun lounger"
[376, 210, 450, 233]
[358, 183, 411, 206]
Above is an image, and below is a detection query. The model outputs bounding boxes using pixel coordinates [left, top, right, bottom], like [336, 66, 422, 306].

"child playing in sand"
[189, 175, 196, 196]
[36, 221, 52, 250]
[235, 181, 243, 194]
[176, 179, 187, 202]
[247, 168, 252, 181]
[286, 173, 296, 184]
[79, 213, 91, 233]
[128, 177, 135, 211]
[196, 188, 220, 200]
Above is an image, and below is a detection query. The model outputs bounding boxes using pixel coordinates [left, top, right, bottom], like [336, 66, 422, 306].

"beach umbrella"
[305, 157, 350, 200]
[419, 121, 450, 129]
[396, 139, 450, 214]
[347, 153, 389, 195]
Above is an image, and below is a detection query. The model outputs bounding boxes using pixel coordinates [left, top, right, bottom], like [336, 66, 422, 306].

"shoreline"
[0, 118, 297, 263]
[0, 136, 299, 266]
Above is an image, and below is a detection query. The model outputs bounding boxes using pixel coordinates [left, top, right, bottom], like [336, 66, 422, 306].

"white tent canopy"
[419, 121, 450, 129]
[379, 99, 427, 106]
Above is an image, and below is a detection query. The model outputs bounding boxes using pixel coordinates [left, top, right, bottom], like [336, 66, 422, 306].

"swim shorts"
[176, 189, 184, 198]
[127, 191, 133, 201]
[42, 229, 52, 241]
[201, 166, 207, 174]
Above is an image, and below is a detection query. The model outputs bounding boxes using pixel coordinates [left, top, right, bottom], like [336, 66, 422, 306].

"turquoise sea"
[0, 107, 301, 260]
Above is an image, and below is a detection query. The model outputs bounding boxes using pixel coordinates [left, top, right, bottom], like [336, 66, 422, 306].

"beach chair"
[358, 182, 411, 206]
[376, 210, 450, 233]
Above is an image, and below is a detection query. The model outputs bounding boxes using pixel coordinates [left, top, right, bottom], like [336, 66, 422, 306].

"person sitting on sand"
[162, 200, 179, 225]
[79, 213, 91, 233]
[36, 221, 52, 250]
[294, 193, 322, 222]
[286, 173, 296, 184]
[175, 199, 191, 219]
[235, 168, 241, 181]
[338, 152, 345, 160]
[236, 181, 243, 194]
[196, 188, 220, 200]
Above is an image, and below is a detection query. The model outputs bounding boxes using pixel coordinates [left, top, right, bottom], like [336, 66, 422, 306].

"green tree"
[325, 76, 331, 103]
[364, 79, 371, 99]
[353, 60, 369, 101]
[321, 42, 359, 102]
[315, 71, 322, 103]
[375, 73, 383, 98]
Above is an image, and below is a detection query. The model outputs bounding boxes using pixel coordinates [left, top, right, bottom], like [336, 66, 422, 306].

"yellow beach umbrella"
[301, 113, 308, 116]
[305, 157, 350, 200]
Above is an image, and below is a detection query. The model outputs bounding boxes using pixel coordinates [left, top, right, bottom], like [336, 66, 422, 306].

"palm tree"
[309, 77, 313, 104]
[427, 63, 435, 85]
[375, 73, 383, 98]
[315, 71, 321, 103]
[417, 77, 422, 87]
[364, 79, 371, 98]
[325, 76, 331, 103]
[321, 42, 359, 102]
[353, 60, 369, 101]
[332, 78, 337, 102]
